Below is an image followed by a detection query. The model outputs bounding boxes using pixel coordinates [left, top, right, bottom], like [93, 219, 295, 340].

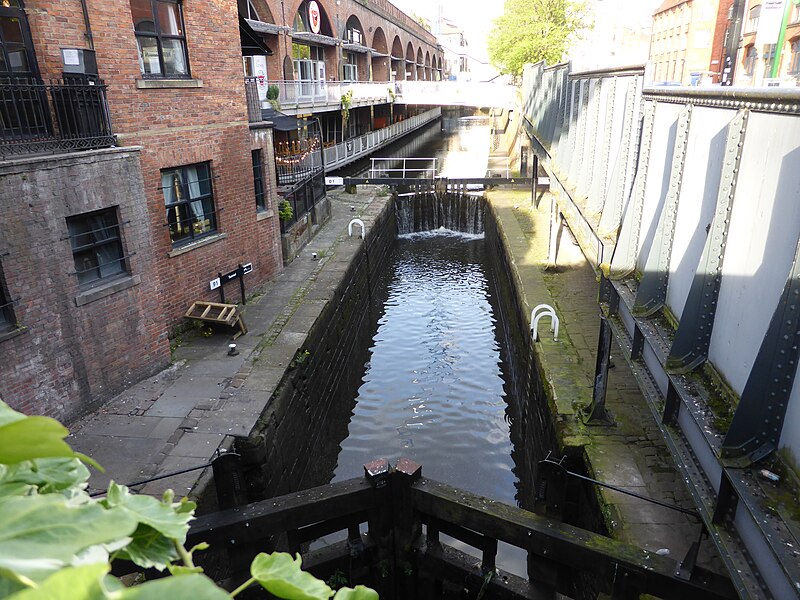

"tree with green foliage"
[0, 399, 377, 600]
[487, 0, 591, 79]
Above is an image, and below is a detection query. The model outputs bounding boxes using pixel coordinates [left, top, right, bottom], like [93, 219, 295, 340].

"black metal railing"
[1, 77, 115, 158]
[278, 168, 325, 233]
[244, 76, 263, 123]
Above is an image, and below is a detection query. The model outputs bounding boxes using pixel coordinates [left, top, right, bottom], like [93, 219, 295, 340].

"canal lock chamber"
[223, 188, 609, 593]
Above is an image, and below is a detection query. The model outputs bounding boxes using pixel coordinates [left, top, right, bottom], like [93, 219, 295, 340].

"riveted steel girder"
[722, 228, 800, 460]
[611, 100, 657, 277]
[599, 76, 640, 239]
[587, 77, 617, 216]
[633, 104, 693, 316]
[666, 110, 749, 374]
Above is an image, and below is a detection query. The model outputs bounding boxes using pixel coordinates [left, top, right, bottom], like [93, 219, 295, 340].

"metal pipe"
[79, 0, 95, 50]
[540, 457, 699, 517]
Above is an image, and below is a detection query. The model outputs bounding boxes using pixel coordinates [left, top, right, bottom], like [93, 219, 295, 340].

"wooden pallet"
[184, 301, 247, 338]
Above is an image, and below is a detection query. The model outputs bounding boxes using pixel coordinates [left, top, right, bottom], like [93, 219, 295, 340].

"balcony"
[244, 77, 394, 119]
[323, 107, 441, 171]
[1, 78, 115, 159]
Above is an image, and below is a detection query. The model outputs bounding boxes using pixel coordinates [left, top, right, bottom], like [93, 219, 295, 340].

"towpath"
[487, 187, 722, 571]
[68, 188, 392, 500]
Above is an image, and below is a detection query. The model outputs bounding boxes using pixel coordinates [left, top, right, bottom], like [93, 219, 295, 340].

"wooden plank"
[417, 538, 554, 600]
[410, 478, 737, 600]
[200, 304, 212, 319]
[290, 510, 370, 546]
[187, 477, 380, 549]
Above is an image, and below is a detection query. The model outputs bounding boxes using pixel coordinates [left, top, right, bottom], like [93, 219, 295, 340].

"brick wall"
[709, 0, 734, 82]
[29, 0, 284, 322]
[4, 1, 285, 418]
[0, 149, 169, 422]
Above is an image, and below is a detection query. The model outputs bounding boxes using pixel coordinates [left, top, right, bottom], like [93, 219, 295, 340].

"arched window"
[743, 45, 757, 77]
[790, 39, 800, 75]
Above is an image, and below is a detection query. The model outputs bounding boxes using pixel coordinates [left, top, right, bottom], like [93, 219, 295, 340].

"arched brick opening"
[370, 27, 390, 81]
[405, 41, 416, 80]
[391, 36, 405, 80]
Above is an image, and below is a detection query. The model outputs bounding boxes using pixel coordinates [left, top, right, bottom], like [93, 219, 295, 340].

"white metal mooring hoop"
[531, 304, 559, 342]
[348, 218, 365, 239]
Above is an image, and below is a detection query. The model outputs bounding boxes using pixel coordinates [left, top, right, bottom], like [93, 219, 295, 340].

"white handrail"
[348, 218, 365, 239]
[531, 304, 559, 342]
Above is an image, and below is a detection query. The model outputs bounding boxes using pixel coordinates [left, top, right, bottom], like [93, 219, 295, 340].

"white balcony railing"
[258, 80, 397, 114]
[323, 107, 441, 172]
[395, 80, 517, 108]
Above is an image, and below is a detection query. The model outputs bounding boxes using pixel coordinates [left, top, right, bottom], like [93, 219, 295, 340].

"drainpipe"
[79, 0, 95, 50]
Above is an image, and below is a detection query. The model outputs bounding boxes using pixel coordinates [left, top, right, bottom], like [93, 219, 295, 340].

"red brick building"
[0, 0, 440, 422]
[1, 0, 281, 421]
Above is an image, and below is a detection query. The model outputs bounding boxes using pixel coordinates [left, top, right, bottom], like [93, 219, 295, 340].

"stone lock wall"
[237, 198, 396, 500]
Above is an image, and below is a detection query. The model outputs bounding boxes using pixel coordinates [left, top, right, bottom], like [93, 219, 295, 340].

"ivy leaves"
[242, 553, 378, 600]
[0, 399, 380, 599]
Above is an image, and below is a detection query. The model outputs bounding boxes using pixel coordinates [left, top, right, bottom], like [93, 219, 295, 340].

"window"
[252, 150, 266, 211]
[792, 4, 800, 24]
[790, 39, 800, 74]
[67, 209, 127, 287]
[346, 27, 363, 45]
[130, 0, 189, 77]
[747, 5, 761, 33]
[162, 163, 217, 245]
[343, 52, 358, 81]
[744, 45, 757, 76]
[763, 43, 777, 75]
[238, 0, 260, 20]
[0, 263, 14, 331]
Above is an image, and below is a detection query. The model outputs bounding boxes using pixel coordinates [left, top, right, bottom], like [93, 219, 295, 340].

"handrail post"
[364, 458, 393, 596]
[393, 458, 422, 597]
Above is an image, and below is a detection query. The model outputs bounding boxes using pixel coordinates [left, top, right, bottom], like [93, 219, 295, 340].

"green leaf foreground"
[243, 553, 378, 600]
[0, 398, 380, 598]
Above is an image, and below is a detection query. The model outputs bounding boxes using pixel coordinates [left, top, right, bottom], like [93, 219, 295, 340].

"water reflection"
[333, 230, 517, 506]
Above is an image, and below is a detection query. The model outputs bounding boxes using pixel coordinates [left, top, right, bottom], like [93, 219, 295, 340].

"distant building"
[437, 16, 470, 80]
[734, 0, 800, 87]
[569, 0, 661, 72]
[649, 0, 733, 85]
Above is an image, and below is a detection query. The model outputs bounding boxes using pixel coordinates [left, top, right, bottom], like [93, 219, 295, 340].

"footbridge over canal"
[521, 62, 800, 599]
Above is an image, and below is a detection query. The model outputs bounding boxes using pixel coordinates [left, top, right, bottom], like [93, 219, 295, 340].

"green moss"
[694, 363, 739, 433]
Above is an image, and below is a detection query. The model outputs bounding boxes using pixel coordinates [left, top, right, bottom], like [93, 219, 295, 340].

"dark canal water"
[333, 230, 517, 506]
[329, 113, 528, 574]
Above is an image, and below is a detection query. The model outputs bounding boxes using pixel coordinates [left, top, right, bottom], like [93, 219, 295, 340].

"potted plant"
[267, 84, 280, 110]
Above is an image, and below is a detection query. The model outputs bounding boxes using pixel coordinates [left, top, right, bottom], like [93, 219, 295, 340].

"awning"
[342, 42, 371, 54]
[262, 107, 312, 131]
[239, 16, 273, 56]
[291, 31, 338, 46]
[245, 18, 288, 35]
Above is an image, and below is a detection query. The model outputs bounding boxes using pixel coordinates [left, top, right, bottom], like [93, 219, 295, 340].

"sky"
[388, 0, 504, 66]
[388, 0, 665, 72]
